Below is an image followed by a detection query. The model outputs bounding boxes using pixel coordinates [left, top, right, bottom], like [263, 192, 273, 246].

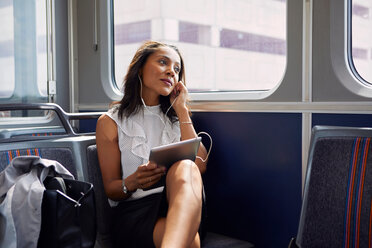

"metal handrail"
[0, 103, 104, 137]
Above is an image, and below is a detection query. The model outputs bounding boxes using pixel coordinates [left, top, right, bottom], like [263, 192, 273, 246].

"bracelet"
[180, 121, 192, 124]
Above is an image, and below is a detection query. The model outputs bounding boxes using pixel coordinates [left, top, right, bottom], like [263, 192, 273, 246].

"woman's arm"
[96, 114, 131, 200]
[96, 114, 167, 200]
[170, 82, 208, 174]
[177, 108, 208, 174]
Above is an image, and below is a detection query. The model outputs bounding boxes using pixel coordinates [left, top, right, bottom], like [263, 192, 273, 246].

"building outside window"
[113, 0, 287, 93]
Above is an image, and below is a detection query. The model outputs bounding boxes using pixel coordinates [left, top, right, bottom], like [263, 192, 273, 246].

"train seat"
[0, 135, 96, 181]
[289, 126, 372, 248]
[0, 103, 99, 180]
[87, 144, 254, 248]
[86, 145, 114, 248]
[0, 147, 77, 178]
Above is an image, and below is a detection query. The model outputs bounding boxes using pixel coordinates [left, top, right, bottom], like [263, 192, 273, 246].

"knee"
[165, 160, 203, 200]
[166, 159, 202, 186]
[166, 160, 203, 212]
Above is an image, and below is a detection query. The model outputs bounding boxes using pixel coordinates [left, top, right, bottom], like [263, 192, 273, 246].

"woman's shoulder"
[96, 114, 118, 142]
[97, 113, 116, 124]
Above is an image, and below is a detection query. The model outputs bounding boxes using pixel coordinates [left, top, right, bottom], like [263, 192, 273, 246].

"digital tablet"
[149, 137, 201, 168]
[144, 137, 201, 191]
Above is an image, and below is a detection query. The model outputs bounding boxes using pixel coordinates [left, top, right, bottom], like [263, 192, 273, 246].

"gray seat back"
[86, 145, 113, 248]
[0, 103, 101, 180]
[0, 147, 76, 178]
[0, 136, 96, 181]
[296, 126, 372, 248]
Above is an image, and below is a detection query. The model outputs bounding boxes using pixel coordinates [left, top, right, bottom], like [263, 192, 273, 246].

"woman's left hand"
[170, 81, 188, 114]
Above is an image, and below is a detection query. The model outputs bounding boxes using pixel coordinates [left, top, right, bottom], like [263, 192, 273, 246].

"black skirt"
[111, 191, 167, 248]
[111, 188, 207, 248]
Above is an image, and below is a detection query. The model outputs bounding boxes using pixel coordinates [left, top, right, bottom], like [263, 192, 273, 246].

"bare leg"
[153, 160, 203, 248]
[153, 218, 201, 248]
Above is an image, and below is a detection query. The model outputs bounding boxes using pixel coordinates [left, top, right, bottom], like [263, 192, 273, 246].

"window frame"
[0, 0, 52, 103]
[99, 0, 122, 102]
[329, 0, 372, 98]
[99, 0, 303, 102]
[346, 0, 372, 87]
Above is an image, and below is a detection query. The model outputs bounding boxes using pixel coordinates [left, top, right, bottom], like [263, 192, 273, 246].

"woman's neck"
[141, 90, 160, 106]
[142, 97, 159, 106]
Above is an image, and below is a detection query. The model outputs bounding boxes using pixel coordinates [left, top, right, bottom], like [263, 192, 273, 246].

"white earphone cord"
[139, 75, 212, 162]
[139, 75, 177, 127]
[189, 131, 213, 201]
[139, 76, 211, 201]
[196, 131, 212, 163]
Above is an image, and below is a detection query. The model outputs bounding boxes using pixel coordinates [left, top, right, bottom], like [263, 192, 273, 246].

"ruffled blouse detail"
[107, 106, 180, 161]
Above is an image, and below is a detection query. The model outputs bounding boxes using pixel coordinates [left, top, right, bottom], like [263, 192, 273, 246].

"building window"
[352, 47, 368, 60]
[220, 29, 286, 55]
[353, 3, 369, 19]
[179, 21, 211, 46]
[114, 21, 151, 45]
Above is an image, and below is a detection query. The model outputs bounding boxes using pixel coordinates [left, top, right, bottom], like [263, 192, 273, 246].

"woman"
[96, 40, 208, 248]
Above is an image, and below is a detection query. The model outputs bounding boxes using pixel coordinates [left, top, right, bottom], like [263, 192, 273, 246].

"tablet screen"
[149, 137, 201, 168]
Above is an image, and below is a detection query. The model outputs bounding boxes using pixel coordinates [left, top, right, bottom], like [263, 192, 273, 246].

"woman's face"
[140, 46, 181, 105]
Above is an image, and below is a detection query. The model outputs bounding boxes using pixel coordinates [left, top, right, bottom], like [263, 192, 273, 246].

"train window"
[0, 0, 47, 102]
[112, 0, 287, 98]
[350, 0, 372, 84]
[0, 109, 66, 139]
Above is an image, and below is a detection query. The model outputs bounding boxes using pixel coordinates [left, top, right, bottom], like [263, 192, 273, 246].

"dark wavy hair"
[115, 41, 188, 123]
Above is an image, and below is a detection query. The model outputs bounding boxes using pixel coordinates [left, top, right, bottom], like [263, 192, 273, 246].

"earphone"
[138, 74, 212, 162]
[138, 75, 212, 200]
[137, 74, 213, 206]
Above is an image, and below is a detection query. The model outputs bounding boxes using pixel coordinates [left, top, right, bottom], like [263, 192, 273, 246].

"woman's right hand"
[126, 162, 166, 190]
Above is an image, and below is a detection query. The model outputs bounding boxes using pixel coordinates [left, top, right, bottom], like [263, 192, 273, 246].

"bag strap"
[44, 176, 67, 194]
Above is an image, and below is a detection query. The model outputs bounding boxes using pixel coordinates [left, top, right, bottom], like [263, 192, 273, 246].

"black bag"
[37, 176, 97, 248]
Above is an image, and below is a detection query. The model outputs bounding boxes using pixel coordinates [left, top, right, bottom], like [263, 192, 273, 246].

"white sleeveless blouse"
[106, 104, 180, 206]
